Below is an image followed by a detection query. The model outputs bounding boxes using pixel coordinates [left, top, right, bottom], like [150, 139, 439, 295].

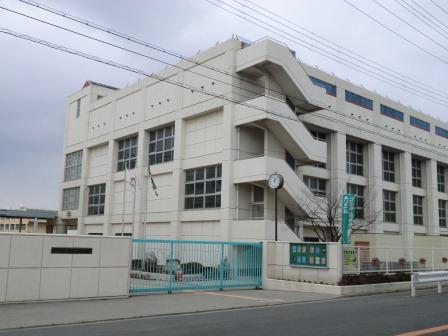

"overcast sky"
[0, 0, 447, 210]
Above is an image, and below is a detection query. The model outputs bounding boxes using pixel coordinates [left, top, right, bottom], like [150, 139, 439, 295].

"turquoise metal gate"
[130, 239, 262, 294]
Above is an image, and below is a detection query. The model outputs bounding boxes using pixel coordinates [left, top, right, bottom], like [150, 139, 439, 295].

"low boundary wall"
[0, 233, 131, 303]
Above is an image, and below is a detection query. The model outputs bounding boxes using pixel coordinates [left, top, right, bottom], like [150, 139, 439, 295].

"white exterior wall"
[0, 233, 131, 303]
[59, 37, 448, 248]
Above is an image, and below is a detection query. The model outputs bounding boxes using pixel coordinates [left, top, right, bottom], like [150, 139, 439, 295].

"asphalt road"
[2, 289, 448, 336]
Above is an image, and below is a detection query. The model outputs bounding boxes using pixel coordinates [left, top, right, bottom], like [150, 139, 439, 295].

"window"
[310, 130, 327, 142]
[412, 158, 422, 188]
[382, 151, 395, 182]
[285, 151, 295, 170]
[410, 116, 430, 132]
[380, 104, 404, 122]
[347, 184, 365, 219]
[303, 176, 326, 196]
[62, 187, 80, 210]
[439, 199, 447, 227]
[345, 90, 373, 110]
[64, 150, 82, 182]
[149, 125, 175, 164]
[285, 207, 295, 229]
[436, 126, 448, 139]
[309, 76, 337, 96]
[251, 185, 264, 219]
[438, 165, 445, 192]
[383, 190, 397, 223]
[346, 141, 364, 176]
[117, 136, 138, 171]
[88, 183, 106, 216]
[413, 195, 424, 225]
[76, 99, 81, 118]
[184, 165, 221, 209]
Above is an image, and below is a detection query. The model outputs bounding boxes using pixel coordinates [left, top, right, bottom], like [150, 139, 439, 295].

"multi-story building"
[58, 37, 448, 250]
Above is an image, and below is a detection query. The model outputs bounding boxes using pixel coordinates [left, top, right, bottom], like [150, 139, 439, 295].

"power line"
[240, 0, 448, 99]
[407, 0, 448, 32]
[393, 0, 448, 41]
[431, 0, 448, 17]
[343, 0, 448, 66]
[371, 0, 448, 53]
[17, 0, 448, 106]
[207, 0, 448, 106]
[4, 27, 448, 163]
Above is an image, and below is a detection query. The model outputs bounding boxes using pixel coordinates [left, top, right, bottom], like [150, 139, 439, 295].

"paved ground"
[0, 289, 336, 330]
[1, 289, 447, 335]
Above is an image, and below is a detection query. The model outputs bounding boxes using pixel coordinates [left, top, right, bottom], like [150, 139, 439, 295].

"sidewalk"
[0, 290, 337, 330]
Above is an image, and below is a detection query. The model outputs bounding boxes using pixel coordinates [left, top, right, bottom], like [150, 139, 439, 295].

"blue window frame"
[345, 90, 373, 110]
[309, 76, 336, 96]
[410, 116, 430, 132]
[436, 126, 448, 139]
[380, 104, 404, 122]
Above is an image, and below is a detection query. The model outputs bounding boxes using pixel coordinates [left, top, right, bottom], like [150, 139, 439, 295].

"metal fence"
[130, 239, 263, 294]
[342, 246, 448, 274]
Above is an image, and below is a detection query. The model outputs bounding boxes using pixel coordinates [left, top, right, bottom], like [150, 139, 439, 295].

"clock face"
[268, 174, 283, 189]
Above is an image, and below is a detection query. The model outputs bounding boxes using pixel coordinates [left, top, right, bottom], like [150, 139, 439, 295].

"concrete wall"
[0, 233, 131, 303]
[265, 241, 342, 285]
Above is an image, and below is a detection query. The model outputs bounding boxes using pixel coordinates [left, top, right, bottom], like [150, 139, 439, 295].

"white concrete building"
[58, 37, 448, 250]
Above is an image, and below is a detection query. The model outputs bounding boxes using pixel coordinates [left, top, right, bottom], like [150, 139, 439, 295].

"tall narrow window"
[88, 183, 106, 216]
[184, 165, 221, 209]
[382, 151, 395, 182]
[413, 195, 424, 225]
[76, 99, 81, 118]
[412, 158, 422, 188]
[149, 125, 175, 164]
[438, 165, 445, 192]
[251, 185, 264, 219]
[346, 141, 363, 176]
[117, 136, 138, 171]
[64, 150, 82, 182]
[383, 190, 397, 223]
[439, 199, 447, 227]
[285, 150, 295, 170]
[303, 176, 326, 196]
[347, 184, 365, 219]
[62, 187, 80, 210]
[285, 207, 295, 230]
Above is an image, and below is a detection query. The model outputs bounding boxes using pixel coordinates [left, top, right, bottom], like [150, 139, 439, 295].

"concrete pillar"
[76, 147, 89, 235]
[103, 139, 117, 236]
[170, 118, 186, 239]
[133, 129, 149, 238]
[220, 103, 238, 241]
[399, 151, 414, 254]
[329, 132, 347, 199]
[426, 159, 440, 236]
[33, 217, 38, 233]
[54, 217, 66, 234]
[367, 143, 383, 233]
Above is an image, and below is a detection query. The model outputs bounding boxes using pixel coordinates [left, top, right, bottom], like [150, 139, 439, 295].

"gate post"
[219, 243, 225, 291]
[168, 241, 174, 294]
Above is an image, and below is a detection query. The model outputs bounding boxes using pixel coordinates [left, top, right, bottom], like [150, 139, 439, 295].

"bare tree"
[298, 188, 381, 242]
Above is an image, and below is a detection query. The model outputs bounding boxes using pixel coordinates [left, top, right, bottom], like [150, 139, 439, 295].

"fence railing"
[129, 239, 263, 293]
[342, 246, 448, 274]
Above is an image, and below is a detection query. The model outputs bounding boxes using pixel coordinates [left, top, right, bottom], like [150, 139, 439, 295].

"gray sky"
[0, 0, 447, 210]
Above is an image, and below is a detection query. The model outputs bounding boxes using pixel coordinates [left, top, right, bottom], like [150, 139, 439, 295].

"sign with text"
[290, 243, 328, 268]
[342, 193, 356, 245]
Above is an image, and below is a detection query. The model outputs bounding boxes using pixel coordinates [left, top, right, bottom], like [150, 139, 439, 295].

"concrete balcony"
[236, 38, 327, 111]
[233, 156, 316, 217]
[235, 96, 327, 164]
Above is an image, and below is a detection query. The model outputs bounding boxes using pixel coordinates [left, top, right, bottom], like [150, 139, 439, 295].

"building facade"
[59, 37, 448, 249]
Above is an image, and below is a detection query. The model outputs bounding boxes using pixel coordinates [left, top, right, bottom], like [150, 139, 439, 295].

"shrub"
[338, 272, 411, 286]
[371, 257, 381, 267]
[181, 262, 204, 274]
[442, 257, 448, 263]
[398, 258, 406, 267]
[419, 257, 426, 265]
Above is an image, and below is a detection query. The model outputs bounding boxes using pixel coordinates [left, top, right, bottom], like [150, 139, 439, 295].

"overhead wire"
[430, 0, 448, 17]
[16, 0, 448, 106]
[343, 0, 448, 66]
[240, 0, 448, 99]
[4, 28, 448, 161]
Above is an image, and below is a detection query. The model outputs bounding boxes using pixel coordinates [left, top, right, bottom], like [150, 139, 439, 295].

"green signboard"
[342, 193, 356, 245]
[290, 243, 328, 268]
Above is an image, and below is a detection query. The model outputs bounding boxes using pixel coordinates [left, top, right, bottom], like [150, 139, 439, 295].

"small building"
[0, 209, 58, 234]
